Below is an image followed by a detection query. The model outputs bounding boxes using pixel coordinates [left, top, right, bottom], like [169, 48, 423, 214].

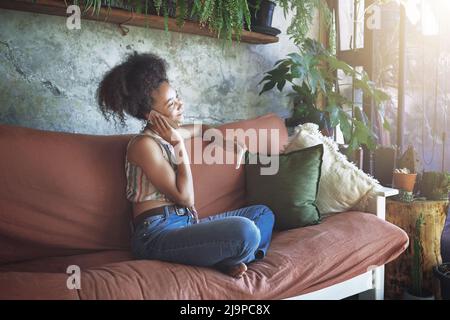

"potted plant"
[393, 168, 417, 202]
[258, 38, 390, 153]
[403, 213, 435, 300]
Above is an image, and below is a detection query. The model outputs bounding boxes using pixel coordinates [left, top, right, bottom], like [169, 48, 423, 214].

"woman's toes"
[227, 262, 247, 279]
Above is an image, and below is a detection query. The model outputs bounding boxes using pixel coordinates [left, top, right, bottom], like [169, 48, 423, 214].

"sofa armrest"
[366, 187, 399, 220]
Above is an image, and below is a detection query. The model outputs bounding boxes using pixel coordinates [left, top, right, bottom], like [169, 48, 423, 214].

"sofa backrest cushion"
[192, 113, 288, 217]
[0, 126, 133, 265]
[0, 113, 287, 264]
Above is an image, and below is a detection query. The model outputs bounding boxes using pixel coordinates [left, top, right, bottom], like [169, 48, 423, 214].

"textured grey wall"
[0, 7, 318, 135]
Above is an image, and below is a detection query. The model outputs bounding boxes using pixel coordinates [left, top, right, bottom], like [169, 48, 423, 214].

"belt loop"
[164, 205, 169, 219]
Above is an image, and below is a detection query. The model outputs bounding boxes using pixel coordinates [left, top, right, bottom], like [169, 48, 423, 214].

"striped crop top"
[125, 129, 178, 203]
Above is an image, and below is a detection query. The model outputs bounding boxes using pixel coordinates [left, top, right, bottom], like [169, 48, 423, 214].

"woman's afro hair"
[96, 51, 169, 128]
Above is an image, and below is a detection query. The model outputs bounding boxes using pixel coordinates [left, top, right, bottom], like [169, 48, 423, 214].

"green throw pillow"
[244, 144, 323, 231]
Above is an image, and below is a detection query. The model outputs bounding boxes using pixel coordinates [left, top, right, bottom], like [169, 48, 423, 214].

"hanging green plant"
[67, 0, 252, 48]
[69, 0, 176, 32]
[275, 0, 333, 47]
[191, 0, 253, 48]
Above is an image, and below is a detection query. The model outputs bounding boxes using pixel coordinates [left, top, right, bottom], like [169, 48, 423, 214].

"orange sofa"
[0, 113, 408, 299]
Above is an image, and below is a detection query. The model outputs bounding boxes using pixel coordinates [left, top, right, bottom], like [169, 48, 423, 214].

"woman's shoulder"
[126, 133, 164, 165]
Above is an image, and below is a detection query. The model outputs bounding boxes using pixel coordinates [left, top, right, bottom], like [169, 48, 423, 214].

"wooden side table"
[385, 199, 449, 299]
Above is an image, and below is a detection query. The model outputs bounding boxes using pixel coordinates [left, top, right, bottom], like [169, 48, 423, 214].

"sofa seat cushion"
[74, 212, 406, 299]
[0, 212, 408, 299]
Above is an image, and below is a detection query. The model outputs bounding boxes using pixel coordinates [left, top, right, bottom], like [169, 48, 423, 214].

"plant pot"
[433, 263, 450, 300]
[244, 0, 280, 35]
[393, 172, 417, 193]
[248, 0, 276, 27]
[402, 289, 435, 300]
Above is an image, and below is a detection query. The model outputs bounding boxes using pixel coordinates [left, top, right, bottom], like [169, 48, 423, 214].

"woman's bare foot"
[226, 263, 247, 279]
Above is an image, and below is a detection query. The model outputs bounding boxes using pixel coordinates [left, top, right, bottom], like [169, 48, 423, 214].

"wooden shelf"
[0, 0, 279, 45]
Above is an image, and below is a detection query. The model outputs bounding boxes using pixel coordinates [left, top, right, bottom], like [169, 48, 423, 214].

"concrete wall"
[0, 6, 319, 135]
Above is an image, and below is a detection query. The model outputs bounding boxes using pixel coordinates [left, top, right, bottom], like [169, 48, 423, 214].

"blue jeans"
[130, 204, 275, 270]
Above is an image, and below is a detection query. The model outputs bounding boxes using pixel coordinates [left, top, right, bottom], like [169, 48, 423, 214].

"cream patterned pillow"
[283, 123, 380, 216]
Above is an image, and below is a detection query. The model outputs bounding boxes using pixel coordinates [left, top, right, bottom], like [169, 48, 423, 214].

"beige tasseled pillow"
[283, 123, 380, 216]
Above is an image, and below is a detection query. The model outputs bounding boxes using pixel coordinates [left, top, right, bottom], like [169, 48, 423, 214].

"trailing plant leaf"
[154, 0, 162, 15]
[176, 0, 188, 28]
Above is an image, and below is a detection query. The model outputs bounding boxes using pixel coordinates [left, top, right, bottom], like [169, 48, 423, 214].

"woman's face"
[149, 81, 184, 124]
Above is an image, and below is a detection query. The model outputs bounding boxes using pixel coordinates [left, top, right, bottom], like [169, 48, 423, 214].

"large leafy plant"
[258, 38, 390, 152]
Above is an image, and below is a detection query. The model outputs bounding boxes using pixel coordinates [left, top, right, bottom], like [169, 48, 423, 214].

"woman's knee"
[252, 205, 275, 226]
[258, 204, 274, 216]
[227, 217, 261, 251]
[248, 204, 273, 215]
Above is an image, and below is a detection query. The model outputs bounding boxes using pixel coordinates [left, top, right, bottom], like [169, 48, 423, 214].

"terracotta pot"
[393, 172, 417, 192]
